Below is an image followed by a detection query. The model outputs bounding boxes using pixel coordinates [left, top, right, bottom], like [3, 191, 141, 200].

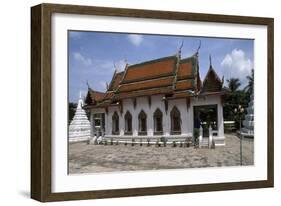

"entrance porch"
[193, 104, 225, 147]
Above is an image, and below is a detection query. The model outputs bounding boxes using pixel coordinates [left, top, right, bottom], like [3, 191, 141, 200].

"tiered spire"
[241, 93, 254, 137]
[69, 92, 91, 142]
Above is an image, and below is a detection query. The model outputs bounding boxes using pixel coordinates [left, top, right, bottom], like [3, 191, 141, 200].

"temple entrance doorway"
[93, 113, 105, 136]
[193, 104, 218, 137]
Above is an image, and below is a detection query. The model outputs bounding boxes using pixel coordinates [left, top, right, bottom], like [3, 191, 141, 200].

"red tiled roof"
[85, 90, 106, 105]
[118, 76, 174, 93]
[103, 91, 115, 100]
[167, 91, 193, 99]
[85, 53, 223, 107]
[115, 87, 173, 99]
[121, 56, 176, 83]
[177, 60, 193, 79]
[175, 80, 193, 91]
[108, 71, 124, 91]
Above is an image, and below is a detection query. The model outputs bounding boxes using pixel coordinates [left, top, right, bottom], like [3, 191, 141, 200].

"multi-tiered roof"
[85, 52, 223, 108]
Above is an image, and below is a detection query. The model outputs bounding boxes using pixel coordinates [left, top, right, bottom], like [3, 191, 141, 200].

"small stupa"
[241, 93, 254, 137]
[69, 92, 91, 142]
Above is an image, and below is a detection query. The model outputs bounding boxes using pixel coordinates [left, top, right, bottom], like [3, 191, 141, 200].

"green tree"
[68, 102, 77, 124]
[224, 78, 241, 121]
[244, 69, 254, 95]
[223, 77, 250, 130]
[226, 78, 241, 92]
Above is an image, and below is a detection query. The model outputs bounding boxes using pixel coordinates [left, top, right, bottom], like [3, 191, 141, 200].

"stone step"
[200, 138, 209, 147]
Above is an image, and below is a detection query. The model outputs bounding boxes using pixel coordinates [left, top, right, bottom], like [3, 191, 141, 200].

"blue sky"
[68, 31, 254, 103]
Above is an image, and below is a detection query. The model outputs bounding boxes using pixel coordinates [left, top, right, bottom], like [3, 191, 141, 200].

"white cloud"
[127, 34, 143, 46]
[93, 59, 126, 73]
[221, 54, 233, 67]
[114, 60, 127, 72]
[98, 60, 113, 70]
[73, 52, 92, 66]
[220, 49, 253, 87]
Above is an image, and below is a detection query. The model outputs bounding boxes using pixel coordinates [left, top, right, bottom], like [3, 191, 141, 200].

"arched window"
[154, 108, 163, 135]
[138, 110, 147, 135]
[112, 111, 119, 135]
[124, 111, 132, 135]
[170, 106, 181, 134]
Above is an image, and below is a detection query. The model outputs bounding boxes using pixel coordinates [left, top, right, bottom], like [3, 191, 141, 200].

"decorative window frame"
[170, 106, 182, 135]
[138, 110, 147, 135]
[124, 111, 133, 135]
[112, 111, 120, 135]
[153, 108, 163, 135]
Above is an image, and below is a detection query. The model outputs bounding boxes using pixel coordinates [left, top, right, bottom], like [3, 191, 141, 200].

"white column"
[190, 104, 194, 141]
[90, 111, 95, 137]
[218, 102, 224, 137]
[199, 126, 203, 148]
[147, 109, 153, 136]
[105, 112, 108, 135]
[163, 101, 170, 136]
[119, 111, 124, 136]
[163, 112, 170, 136]
[109, 110, 113, 135]
[209, 125, 213, 148]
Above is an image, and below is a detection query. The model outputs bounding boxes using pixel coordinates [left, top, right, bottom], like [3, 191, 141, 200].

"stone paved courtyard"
[68, 134, 254, 174]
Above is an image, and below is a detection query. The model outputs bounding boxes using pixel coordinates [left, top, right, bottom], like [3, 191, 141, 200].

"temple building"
[84, 50, 226, 147]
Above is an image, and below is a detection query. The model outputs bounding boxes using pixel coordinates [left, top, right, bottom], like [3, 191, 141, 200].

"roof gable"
[202, 66, 222, 92]
[108, 71, 124, 91]
[177, 58, 195, 79]
[85, 90, 106, 105]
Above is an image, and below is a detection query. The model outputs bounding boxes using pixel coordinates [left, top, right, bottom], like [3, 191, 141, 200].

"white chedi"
[241, 94, 254, 137]
[69, 92, 91, 142]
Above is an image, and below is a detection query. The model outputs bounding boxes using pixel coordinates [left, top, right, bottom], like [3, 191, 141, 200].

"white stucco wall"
[166, 98, 192, 136]
[89, 94, 224, 139]
[105, 95, 192, 137]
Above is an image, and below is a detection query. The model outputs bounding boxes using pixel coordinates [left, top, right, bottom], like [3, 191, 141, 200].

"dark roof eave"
[198, 90, 226, 96]
[83, 102, 120, 109]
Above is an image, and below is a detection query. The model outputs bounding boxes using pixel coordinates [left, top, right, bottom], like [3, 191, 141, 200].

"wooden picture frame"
[31, 3, 274, 202]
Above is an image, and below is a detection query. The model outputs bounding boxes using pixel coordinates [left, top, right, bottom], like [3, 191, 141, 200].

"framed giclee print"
[31, 3, 274, 202]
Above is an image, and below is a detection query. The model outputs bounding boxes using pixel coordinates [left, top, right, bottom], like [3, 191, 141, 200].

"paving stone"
[69, 134, 254, 174]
